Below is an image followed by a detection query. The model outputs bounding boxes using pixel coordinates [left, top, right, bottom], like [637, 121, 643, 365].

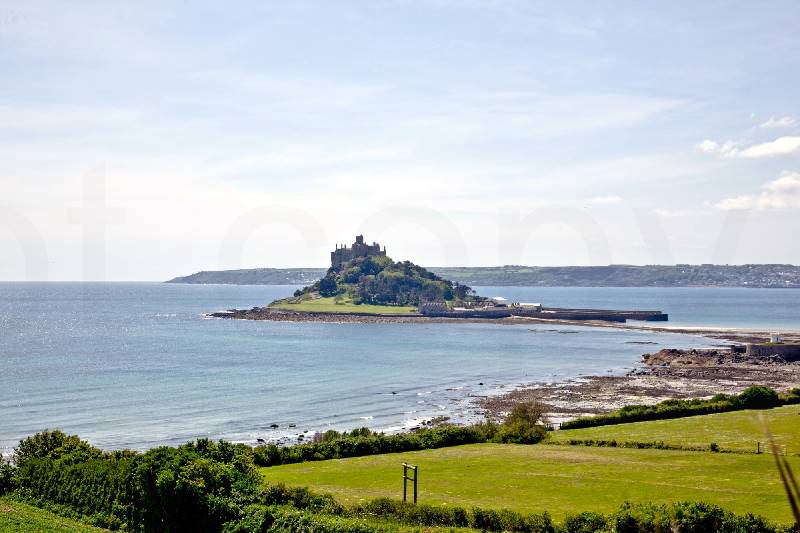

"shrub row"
[561, 386, 800, 430]
[16, 457, 132, 528]
[352, 497, 555, 532]
[549, 438, 720, 453]
[218, 496, 795, 533]
[350, 499, 794, 533]
[252, 418, 548, 468]
[0, 456, 16, 496]
[253, 426, 486, 467]
[242, 485, 797, 533]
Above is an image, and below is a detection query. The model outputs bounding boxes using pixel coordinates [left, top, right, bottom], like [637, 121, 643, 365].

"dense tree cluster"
[293, 255, 477, 306]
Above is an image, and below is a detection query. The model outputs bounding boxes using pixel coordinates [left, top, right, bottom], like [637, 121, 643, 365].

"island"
[211, 235, 668, 323]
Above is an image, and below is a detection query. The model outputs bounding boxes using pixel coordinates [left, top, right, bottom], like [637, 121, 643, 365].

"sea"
[1, 283, 798, 454]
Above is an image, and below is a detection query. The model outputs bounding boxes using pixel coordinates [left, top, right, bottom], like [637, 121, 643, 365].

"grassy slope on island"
[550, 404, 800, 452]
[260, 442, 798, 523]
[270, 296, 417, 314]
[0, 496, 106, 532]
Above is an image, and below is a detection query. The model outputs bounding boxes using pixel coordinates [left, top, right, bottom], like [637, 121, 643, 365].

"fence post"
[403, 464, 407, 502]
[402, 463, 418, 504]
[414, 467, 418, 504]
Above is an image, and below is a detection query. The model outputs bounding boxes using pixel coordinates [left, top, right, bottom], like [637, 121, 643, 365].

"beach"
[479, 347, 800, 425]
[214, 305, 800, 426]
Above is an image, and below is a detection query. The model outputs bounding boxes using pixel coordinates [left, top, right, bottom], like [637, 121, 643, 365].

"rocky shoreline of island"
[209, 306, 516, 324]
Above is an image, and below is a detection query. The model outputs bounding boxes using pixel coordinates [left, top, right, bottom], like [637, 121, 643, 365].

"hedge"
[561, 386, 800, 430]
[252, 426, 490, 467]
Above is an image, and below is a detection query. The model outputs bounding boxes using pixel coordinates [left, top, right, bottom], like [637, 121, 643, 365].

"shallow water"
[1, 283, 796, 453]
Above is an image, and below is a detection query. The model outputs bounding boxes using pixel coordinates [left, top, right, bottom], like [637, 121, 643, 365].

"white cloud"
[712, 171, 800, 210]
[737, 136, 800, 158]
[764, 172, 800, 192]
[586, 195, 624, 204]
[697, 140, 719, 153]
[760, 116, 798, 129]
[652, 208, 702, 217]
[695, 139, 743, 157]
[697, 136, 800, 159]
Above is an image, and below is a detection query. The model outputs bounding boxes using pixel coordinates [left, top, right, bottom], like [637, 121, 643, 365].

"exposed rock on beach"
[480, 347, 800, 424]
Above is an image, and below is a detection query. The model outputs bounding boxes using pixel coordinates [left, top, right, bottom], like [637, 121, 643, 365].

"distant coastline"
[168, 264, 800, 288]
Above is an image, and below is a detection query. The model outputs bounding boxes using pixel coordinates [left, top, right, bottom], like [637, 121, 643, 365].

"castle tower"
[330, 235, 387, 268]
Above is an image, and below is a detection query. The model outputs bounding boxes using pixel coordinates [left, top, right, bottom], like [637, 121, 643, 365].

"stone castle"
[331, 235, 386, 268]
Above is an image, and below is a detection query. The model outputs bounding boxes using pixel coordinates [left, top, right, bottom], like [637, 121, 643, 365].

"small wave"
[359, 415, 374, 420]
[155, 313, 177, 318]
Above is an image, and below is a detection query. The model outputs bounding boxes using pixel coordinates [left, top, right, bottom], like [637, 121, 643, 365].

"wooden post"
[757, 441, 761, 454]
[414, 467, 418, 504]
[403, 464, 407, 502]
[402, 463, 418, 504]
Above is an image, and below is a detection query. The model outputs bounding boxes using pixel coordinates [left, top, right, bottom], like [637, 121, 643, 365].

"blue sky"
[1, 1, 799, 280]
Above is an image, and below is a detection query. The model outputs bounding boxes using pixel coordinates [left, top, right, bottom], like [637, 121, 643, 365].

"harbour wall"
[746, 343, 800, 361]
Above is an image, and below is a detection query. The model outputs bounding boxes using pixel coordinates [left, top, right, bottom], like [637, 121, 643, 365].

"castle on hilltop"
[331, 235, 386, 268]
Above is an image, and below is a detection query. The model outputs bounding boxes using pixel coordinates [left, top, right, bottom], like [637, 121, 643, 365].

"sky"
[1, 1, 799, 281]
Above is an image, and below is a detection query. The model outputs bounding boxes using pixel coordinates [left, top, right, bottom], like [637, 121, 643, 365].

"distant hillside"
[167, 268, 326, 285]
[167, 264, 800, 288]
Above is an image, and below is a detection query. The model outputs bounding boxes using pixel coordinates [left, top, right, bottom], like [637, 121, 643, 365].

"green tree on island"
[289, 255, 482, 308]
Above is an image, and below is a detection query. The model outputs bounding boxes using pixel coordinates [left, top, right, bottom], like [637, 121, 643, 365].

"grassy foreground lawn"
[551, 404, 800, 453]
[270, 296, 417, 314]
[260, 443, 798, 524]
[0, 497, 105, 532]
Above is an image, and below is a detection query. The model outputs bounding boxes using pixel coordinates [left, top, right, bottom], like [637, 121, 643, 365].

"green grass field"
[270, 296, 417, 314]
[551, 404, 800, 453]
[0, 497, 105, 532]
[260, 443, 798, 524]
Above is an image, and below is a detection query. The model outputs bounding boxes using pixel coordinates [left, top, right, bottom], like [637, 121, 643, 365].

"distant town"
[168, 263, 800, 288]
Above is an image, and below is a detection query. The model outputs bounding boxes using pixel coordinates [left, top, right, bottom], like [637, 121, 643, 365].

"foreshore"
[479, 347, 800, 424]
[212, 306, 800, 429]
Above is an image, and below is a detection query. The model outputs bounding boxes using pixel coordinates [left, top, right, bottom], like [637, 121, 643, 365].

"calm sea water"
[1, 283, 798, 454]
